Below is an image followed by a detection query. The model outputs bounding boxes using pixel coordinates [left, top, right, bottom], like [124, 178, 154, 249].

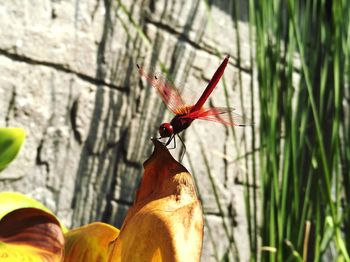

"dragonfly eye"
[159, 123, 173, 137]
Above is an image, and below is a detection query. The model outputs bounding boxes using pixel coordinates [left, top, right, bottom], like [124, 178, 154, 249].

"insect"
[137, 55, 247, 148]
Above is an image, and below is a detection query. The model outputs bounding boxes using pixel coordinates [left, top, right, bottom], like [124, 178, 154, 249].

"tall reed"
[246, 0, 350, 260]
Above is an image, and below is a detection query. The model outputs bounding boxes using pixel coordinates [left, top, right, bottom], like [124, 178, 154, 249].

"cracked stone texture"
[0, 0, 258, 261]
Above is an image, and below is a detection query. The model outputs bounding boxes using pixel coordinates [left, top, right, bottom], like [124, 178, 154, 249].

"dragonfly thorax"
[159, 123, 173, 137]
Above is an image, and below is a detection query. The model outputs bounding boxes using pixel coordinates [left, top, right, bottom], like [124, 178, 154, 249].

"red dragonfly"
[137, 55, 247, 146]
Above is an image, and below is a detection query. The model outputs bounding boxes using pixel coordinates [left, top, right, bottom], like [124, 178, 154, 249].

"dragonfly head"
[159, 123, 173, 137]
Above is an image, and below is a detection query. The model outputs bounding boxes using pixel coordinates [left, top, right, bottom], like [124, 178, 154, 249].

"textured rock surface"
[0, 0, 258, 261]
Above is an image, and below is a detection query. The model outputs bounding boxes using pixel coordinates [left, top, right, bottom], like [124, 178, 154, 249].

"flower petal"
[110, 139, 203, 261]
[64, 222, 120, 261]
[0, 208, 64, 261]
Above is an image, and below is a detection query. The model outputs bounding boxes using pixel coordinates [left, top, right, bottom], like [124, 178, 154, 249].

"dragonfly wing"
[137, 66, 186, 114]
[180, 107, 251, 126]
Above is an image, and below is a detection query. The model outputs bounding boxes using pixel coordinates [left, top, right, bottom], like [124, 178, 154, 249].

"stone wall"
[0, 0, 257, 260]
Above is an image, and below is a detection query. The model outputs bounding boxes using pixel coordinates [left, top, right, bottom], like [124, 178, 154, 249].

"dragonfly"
[137, 55, 247, 148]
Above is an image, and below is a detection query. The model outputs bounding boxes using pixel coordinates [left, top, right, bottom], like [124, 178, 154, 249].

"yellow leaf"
[0, 192, 68, 232]
[110, 139, 203, 261]
[0, 208, 64, 261]
[64, 222, 120, 261]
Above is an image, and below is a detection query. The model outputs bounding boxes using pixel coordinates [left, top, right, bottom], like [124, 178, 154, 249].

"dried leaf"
[0, 208, 64, 261]
[64, 222, 120, 261]
[110, 139, 203, 261]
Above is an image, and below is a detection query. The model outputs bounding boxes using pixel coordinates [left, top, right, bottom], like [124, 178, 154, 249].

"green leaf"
[0, 127, 26, 171]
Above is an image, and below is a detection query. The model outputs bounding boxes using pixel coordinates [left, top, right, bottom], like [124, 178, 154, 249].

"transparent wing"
[137, 65, 186, 114]
[179, 107, 251, 126]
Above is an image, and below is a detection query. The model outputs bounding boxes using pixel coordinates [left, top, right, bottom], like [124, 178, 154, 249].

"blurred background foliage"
[248, 0, 350, 261]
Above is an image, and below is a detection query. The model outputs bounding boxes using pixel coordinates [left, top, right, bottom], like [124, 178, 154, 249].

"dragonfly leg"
[166, 134, 176, 149]
[177, 134, 186, 161]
